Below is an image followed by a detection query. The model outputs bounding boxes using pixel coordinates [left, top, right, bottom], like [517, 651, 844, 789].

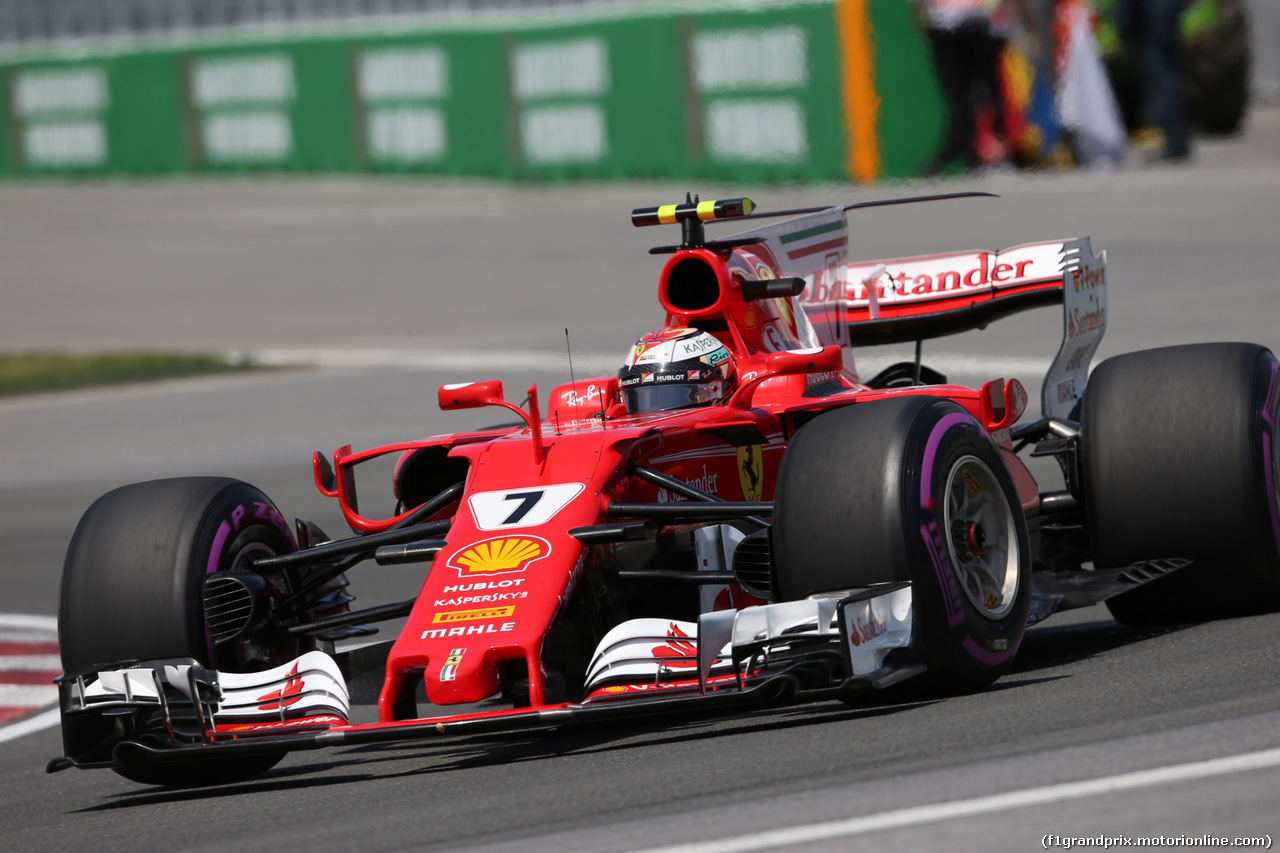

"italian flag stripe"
[786, 235, 848, 261]
[779, 219, 844, 245]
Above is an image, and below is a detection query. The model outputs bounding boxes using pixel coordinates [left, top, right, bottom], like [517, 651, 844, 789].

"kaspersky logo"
[256, 664, 304, 711]
[448, 536, 550, 577]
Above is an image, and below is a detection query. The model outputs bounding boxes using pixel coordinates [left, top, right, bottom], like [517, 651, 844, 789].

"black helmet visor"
[623, 381, 727, 414]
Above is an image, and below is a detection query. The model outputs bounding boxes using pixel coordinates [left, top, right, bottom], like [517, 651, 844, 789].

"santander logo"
[848, 615, 887, 647]
[256, 664, 305, 711]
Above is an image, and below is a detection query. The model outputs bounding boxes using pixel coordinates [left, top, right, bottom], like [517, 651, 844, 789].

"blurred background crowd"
[914, 0, 1253, 171]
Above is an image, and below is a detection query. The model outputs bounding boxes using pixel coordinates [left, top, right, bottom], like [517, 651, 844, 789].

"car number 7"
[501, 491, 545, 525]
[467, 483, 586, 531]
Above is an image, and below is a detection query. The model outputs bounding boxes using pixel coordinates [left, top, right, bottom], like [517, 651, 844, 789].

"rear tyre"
[60, 477, 304, 786]
[1082, 344, 1280, 625]
[773, 397, 1031, 690]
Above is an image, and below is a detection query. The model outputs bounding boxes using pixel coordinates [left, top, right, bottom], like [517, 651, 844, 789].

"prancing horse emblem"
[737, 444, 763, 502]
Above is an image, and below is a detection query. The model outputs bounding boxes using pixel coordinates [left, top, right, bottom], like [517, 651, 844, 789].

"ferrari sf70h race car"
[49, 193, 1280, 786]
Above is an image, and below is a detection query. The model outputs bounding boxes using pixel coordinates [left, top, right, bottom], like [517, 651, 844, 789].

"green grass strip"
[0, 350, 260, 397]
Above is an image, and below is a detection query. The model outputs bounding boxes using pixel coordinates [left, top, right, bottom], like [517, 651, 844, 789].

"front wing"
[49, 584, 918, 774]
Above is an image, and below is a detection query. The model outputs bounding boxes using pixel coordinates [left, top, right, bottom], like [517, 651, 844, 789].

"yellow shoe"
[1130, 127, 1166, 152]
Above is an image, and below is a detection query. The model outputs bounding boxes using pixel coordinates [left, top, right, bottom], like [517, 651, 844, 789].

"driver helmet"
[617, 327, 735, 413]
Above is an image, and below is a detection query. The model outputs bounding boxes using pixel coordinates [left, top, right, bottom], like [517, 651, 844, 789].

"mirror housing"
[979, 377, 1028, 432]
[312, 450, 338, 497]
[438, 380, 505, 411]
[437, 380, 545, 465]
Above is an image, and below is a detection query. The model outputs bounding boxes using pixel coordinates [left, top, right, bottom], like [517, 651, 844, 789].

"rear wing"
[729, 210, 1107, 419]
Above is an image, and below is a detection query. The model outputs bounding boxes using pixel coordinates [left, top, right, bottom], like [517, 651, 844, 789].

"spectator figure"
[916, 0, 1034, 171]
[1115, 0, 1191, 160]
[916, 0, 1017, 171]
[1055, 0, 1128, 167]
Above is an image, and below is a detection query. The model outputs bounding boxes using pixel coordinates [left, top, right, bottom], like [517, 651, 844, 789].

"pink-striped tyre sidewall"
[773, 396, 1031, 691]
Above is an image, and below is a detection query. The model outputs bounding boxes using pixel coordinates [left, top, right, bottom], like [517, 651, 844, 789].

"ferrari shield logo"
[737, 445, 763, 501]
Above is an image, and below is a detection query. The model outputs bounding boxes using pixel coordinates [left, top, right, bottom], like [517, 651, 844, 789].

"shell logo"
[448, 535, 550, 577]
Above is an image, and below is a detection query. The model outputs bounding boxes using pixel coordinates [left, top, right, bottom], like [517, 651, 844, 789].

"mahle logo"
[448, 536, 550, 577]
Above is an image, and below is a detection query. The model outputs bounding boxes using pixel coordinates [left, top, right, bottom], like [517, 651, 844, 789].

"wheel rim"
[212, 539, 301, 670]
[942, 455, 1020, 620]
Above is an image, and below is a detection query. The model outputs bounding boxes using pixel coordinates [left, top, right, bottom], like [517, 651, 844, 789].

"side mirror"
[438, 380, 505, 411]
[437, 380, 546, 465]
[312, 450, 338, 497]
[979, 377, 1028, 432]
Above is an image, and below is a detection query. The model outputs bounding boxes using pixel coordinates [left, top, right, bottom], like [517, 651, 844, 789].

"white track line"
[0, 707, 60, 745]
[0, 615, 57, 632]
[645, 747, 1280, 853]
[0, 656, 61, 671]
[0, 685, 59, 706]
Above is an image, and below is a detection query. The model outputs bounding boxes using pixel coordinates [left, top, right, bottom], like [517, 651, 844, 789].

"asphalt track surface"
[3, 109, 1280, 851]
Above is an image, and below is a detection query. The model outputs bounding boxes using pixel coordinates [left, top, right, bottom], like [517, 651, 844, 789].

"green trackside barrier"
[0, 0, 946, 184]
[504, 17, 685, 181]
[5, 57, 115, 175]
[4, 51, 186, 175]
[674, 2, 845, 184]
[178, 40, 353, 173]
[347, 5, 845, 182]
[350, 31, 507, 178]
[110, 52, 186, 174]
[868, 0, 947, 181]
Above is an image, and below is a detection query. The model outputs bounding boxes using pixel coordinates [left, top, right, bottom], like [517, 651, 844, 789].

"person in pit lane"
[617, 327, 736, 414]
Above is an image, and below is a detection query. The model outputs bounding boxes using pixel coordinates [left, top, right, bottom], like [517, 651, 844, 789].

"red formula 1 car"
[49, 194, 1280, 786]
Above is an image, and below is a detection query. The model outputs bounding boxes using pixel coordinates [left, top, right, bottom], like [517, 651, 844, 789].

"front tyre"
[59, 477, 304, 786]
[774, 397, 1032, 690]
